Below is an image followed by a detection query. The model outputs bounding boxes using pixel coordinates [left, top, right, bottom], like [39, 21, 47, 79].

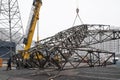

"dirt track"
[0, 66, 120, 80]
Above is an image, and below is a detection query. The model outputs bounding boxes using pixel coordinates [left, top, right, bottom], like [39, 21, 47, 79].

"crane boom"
[23, 0, 42, 50]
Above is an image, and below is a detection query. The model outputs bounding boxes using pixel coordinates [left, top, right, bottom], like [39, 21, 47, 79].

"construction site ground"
[0, 65, 120, 80]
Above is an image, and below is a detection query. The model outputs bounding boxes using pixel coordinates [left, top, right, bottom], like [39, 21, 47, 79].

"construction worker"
[6, 57, 12, 70]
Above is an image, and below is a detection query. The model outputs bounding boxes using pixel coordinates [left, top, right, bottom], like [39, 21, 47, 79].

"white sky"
[18, 0, 120, 41]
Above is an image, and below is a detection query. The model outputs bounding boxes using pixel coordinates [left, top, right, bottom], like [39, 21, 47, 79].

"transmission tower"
[0, 0, 24, 57]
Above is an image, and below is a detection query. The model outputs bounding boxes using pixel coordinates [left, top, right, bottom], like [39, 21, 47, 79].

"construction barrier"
[0, 58, 3, 67]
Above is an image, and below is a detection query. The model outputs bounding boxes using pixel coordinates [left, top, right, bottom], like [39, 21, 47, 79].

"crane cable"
[72, 0, 83, 26]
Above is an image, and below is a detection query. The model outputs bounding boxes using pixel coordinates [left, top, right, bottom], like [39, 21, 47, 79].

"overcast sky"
[18, 0, 120, 41]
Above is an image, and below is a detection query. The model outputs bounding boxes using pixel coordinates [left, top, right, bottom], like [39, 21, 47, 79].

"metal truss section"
[16, 25, 88, 68]
[51, 47, 115, 69]
[20, 45, 115, 71]
[39, 25, 88, 48]
[81, 24, 120, 47]
[15, 24, 119, 71]
[0, 0, 24, 45]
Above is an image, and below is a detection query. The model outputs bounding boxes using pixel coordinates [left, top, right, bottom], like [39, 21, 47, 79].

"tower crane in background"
[22, 0, 42, 59]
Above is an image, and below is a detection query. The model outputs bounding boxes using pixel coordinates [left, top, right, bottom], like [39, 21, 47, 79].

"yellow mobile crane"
[23, 0, 42, 59]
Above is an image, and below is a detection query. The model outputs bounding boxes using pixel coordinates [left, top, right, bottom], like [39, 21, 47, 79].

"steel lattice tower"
[0, 0, 24, 58]
[0, 0, 24, 49]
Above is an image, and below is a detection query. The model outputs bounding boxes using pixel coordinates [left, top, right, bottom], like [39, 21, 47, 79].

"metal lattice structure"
[81, 24, 120, 47]
[15, 24, 120, 70]
[0, 0, 24, 57]
[40, 24, 88, 48]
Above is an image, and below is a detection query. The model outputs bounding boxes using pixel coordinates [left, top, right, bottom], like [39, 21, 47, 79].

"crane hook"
[76, 8, 79, 14]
